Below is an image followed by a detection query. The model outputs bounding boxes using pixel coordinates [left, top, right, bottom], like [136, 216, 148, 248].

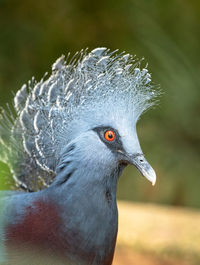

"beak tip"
[150, 170, 156, 186]
[143, 167, 156, 186]
[152, 178, 156, 186]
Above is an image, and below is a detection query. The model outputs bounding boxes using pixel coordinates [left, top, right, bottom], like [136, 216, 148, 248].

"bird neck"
[46, 164, 125, 264]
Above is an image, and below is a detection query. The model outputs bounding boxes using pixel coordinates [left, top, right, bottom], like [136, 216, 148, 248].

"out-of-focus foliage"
[0, 0, 199, 207]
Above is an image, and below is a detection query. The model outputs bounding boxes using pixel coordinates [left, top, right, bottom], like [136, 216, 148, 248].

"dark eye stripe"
[93, 126, 125, 153]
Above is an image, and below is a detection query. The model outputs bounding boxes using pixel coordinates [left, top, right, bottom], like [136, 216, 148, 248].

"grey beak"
[119, 152, 156, 185]
[131, 154, 156, 185]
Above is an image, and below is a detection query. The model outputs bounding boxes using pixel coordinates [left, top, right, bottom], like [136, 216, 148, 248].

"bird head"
[2, 47, 158, 191]
[56, 98, 156, 186]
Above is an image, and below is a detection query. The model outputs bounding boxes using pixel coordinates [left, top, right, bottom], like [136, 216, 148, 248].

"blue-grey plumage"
[0, 48, 158, 264]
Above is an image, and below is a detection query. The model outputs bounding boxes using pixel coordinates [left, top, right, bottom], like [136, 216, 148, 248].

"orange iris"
[104, 130, 115, 142]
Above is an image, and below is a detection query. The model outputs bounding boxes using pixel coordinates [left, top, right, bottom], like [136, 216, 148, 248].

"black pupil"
[108, 132, 113, 139]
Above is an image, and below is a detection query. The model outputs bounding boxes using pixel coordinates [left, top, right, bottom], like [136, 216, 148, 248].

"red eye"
[104, 130, 115, 142]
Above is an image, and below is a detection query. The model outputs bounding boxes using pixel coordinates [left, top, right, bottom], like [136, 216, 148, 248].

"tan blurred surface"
[113, 247, 190, 265]
[113, 201, 200, 265]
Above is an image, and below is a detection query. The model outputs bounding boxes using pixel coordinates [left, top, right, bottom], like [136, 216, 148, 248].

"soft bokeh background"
[0, 0, 200, 264]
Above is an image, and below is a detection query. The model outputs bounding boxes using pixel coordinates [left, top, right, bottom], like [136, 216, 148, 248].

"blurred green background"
[0, 0, 199, 207]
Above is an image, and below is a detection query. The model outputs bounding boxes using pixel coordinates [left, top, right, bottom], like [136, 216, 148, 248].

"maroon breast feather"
[5, 200, 69, 256]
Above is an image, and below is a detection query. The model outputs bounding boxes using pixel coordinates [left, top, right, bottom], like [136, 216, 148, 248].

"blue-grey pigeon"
[0, 48, 158, 265]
